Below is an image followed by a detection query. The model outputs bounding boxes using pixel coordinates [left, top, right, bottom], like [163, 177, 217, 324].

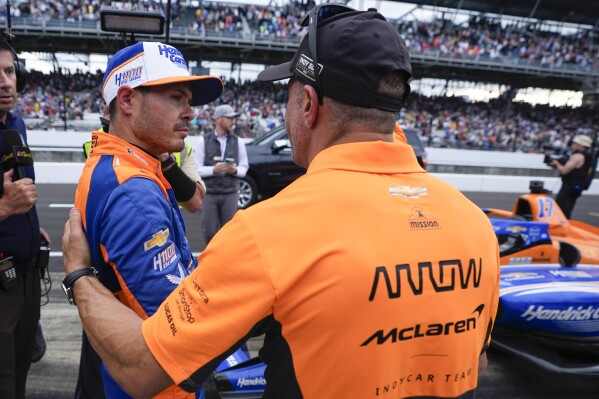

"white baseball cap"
[101, 41, 223, 106]
[572, 134, 592, 148]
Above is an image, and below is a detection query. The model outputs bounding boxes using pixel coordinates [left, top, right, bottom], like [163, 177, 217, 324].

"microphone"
[1, 129, 35, 227]
[1, 129, 33, 181]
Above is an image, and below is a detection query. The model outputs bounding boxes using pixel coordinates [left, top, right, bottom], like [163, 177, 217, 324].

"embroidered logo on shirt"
[389, 185, 427, 198]
[144, 229, 169, 251]
[408, 208, 440, 230]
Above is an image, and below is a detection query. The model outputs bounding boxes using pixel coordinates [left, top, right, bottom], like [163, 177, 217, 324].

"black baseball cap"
[257, 9, 412, 112]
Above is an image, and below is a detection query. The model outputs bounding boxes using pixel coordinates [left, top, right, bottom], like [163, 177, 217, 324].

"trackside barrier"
[35, 162, 599, 195]
[27, 130, 598, 194]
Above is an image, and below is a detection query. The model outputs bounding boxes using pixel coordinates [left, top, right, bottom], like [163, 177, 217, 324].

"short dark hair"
[0, 36, 16, 62]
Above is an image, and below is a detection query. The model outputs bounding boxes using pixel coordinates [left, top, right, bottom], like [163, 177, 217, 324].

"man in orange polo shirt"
[62, 6, 500, 399]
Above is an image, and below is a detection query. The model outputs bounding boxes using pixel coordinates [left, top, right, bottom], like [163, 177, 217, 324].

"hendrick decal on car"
[237, 376, 266, 388]
[521, 305, 599, 322]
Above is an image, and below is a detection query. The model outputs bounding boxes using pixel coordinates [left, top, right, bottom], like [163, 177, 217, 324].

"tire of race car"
[202, 377, 220, 399]
[238, 176, 258, 209]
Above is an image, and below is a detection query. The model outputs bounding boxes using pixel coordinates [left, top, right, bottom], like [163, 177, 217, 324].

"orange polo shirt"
[143, 140, 500, 398]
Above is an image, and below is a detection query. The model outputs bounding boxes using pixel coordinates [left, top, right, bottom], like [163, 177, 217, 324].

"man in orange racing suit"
[62, 7, 500, 399]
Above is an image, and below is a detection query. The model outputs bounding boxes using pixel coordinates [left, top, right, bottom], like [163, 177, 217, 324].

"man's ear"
[116, 86, 135, 116]
[302, 85, 319, 129]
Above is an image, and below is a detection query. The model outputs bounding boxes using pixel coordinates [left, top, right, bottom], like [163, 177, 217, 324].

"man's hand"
[0, 169, 37, 221]
[213, 162, 237, 175]
[62, 208, 91, 275]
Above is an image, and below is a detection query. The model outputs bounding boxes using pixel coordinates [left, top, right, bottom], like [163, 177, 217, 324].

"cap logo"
[157, 43, 188, 70]
[114, 66, 143, 87]
[294, 54, 322, 82]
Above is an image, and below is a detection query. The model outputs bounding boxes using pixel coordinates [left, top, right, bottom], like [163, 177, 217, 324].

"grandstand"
[3, 0, 598, 154]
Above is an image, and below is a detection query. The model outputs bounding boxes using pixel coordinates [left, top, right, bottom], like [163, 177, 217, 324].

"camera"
[543, 151, 569, 167]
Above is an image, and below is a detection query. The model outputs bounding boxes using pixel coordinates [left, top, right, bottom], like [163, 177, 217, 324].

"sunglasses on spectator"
[301, 3, 356, 105]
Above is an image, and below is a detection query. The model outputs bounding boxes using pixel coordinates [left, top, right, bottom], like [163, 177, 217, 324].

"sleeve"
[195, 136, 215, 177]
[142, 212, 275, 387]
[236, 138, 249, 177]
[100, 177, 194, 318]
[180, 147, 206, 192]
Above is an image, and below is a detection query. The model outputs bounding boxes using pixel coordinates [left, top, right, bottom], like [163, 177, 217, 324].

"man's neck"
[215, 128, 228, 138]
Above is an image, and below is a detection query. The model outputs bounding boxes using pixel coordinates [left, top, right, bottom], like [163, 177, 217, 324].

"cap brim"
[142, 75, 224, 106]
[257, 61, 295, 82]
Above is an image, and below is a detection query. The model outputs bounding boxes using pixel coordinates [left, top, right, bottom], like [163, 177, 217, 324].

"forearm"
[555, 163, 568, 175]
[73, 276, 172, 398]
[180, 182, 204, 213]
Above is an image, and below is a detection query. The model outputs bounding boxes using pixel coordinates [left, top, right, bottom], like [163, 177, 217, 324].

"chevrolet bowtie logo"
[506, 225, 527, 233]
[389, 185, 427, 198]
[144, 229, 170, 251]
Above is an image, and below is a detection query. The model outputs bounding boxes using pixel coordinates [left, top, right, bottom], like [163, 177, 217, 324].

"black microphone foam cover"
[1, 129, 23, 150]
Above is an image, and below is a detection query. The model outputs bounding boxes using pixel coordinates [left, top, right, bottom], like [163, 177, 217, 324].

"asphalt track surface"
[26, 184, 599, 399]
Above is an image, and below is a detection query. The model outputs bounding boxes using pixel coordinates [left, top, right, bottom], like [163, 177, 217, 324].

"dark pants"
[74, 331, 105, 399]
[0, 260, 41, 399]
[201, 191, 239, 245]
[555, 185, 582, 219]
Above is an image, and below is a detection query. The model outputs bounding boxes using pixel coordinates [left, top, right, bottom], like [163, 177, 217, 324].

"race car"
[484, 180, 599, 266]
[493, 263, 599, 375]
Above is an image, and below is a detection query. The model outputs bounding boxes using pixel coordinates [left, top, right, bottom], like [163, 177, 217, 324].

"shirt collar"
[307, 141, 424, 175]
[89, 131, 161, 174]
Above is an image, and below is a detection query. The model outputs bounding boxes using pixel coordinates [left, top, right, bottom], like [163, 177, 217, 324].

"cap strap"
[372, 93, 404, 112]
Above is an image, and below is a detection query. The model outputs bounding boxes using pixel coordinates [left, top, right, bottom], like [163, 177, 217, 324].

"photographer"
[550, 134, 595, 219]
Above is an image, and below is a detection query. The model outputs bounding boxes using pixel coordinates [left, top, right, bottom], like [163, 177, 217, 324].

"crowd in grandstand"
[398, 15, 596, 69]
[18, 68, 597, 154]
[4, 0, 597, 69]
[6, 1, 597, 152]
